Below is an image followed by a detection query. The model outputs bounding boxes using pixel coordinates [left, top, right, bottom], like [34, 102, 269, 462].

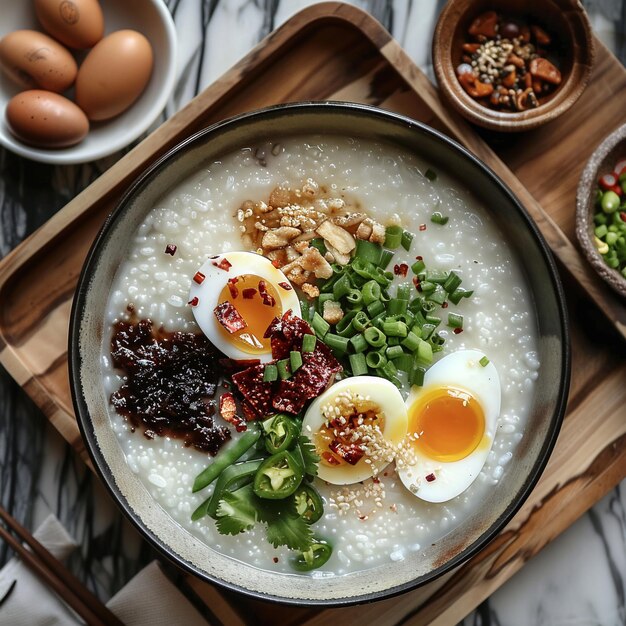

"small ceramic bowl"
[0, 0, 176, 164]
[576, 124, 626, 298]
[432, 0, 594, 132]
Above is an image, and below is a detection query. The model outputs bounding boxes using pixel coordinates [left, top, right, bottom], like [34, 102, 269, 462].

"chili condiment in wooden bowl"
[432, 0, 595, 132]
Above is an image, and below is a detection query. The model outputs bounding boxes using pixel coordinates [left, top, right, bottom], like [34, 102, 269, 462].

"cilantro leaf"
[215, 484, 258, 535]
[298, 435, 320, 479]
[265, 510, 313, 551]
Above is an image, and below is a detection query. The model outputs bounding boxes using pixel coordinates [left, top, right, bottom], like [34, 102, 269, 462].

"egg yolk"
[217, 274, 281, 354]
[408, 386, 485, 462]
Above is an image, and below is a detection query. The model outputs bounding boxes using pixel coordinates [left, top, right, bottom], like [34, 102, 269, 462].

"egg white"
[398, 349, 501, 503]
[188, 251, 301, 361]
[303, 376, 408, 485]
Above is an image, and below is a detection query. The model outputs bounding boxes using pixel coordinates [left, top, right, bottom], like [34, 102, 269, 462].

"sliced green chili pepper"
[191, 459, 263, 521]
[192, 423, 261, 493]
[253, 450, 303, 500]
[262, 414, 300, 455]
[290, 539, 332, 571]
[293, 483, 324, 524]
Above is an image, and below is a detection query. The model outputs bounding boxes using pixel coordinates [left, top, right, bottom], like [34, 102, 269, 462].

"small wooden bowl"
[432, 0, 595, 132]
[576, 124, 626, 298]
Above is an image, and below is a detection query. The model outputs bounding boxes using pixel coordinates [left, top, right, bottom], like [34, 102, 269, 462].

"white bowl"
[0, 0, 176, 164]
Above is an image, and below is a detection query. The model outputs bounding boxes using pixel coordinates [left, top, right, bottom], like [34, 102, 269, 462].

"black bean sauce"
[110, 319, 230, 455]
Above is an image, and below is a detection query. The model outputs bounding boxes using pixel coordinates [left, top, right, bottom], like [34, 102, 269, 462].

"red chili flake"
[193, 271, 205, 284]
[425, 472, 436, 482]
[372, 477, 380, 484]
[271, 259, 281, 268]
[415, 255, 423, 261]
[164, 244, 177, 256]
[412, 276, 422, 291]
[419, 224, 427, 231]
[278, 282, 293, 291]
[453, 327, 463, 334]
[212, 257, 232, 271]
[322, 451, 341, 466]
[442, 301, 449, 308]
[227, 277, 239, 299]
[393, 263, 409, 277]
[610, 184, 623, 197]
[242, 288, 257, 299]
[187, 296, 199, 307]
[214, 301, 247, 334]
[329, 440, 364, 465]
[273, 557, 279, 564]
[620, 212, 626, 222]
[599, 173, 617, 190]
[258, 280, 276, 307]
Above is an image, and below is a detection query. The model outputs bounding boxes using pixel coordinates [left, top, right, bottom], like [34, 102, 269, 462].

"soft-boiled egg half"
[303, 376, 408, 485]
[398, 349, 500, 502]
[189, 251, 301, 361]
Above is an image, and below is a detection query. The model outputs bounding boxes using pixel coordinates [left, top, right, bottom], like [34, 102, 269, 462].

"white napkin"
[0, 514, 210, 626]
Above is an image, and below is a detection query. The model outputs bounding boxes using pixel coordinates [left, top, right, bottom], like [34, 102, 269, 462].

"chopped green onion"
[379, 249, 394, 269]
[346, 289, 363, 305]
[421, 323, 436, 340]
[419, 281, 436, 295]
[410, 366, 426, 386]
[411, 259, 426, 275]
[449, 288, 473, 305]
[384, 225, 403, 249]
[324, 333, 349, 355]
[311, 312, 330, 338]
[290, 350, 303, 372]
[401, 230, 414, 251]
[386, 299, 408, 315]
[393, 353, 413, 373]
[263, 364, 278, 382]
[352, 311, 370, 332]
[316, 292, 334, 314]
[447, 312, 464, 329]
[385, 345, 404, 360]
[349, 333, 368, 353]
[430, 211, 448, 225]
[333, 274, 352, 300]
[299, 300, 311, 322]
[416, 338, 433, 364]
[366, 300, 385, 318]
[355, 239, 383, 265]
[479, 355, 490, 367]
[401, 331, 420, 351]
[277, 359, 291, 380]
[349, 352, 368, 376]
[302, 334, 316, 352]
[426, 269, 448, 284]
[381, 360, 398, 378]
[427, 284, 447, 305]
[396, 284, 411, 301]
[382, 320, 408, 337]
[366, 351, 387, 369]
[424, 168, 437, 181]
[362, 280, 381, 305]
[364, 326, 386, 348]
[424, 315, 441, 327]
[443, 271, 462, 294]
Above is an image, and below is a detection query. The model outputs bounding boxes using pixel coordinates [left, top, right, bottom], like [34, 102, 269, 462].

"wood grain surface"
[0, 3, 624, 624]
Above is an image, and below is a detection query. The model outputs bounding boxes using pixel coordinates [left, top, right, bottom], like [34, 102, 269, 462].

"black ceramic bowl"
[69, 102, 570, 605]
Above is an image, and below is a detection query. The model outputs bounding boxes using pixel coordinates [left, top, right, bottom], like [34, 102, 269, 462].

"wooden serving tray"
[0, 4, 624, 624]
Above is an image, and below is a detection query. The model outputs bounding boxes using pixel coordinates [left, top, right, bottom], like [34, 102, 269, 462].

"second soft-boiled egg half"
[189, 251, 301, 361]
[302, 376, 408, 485]
[398, 349, 501, 503]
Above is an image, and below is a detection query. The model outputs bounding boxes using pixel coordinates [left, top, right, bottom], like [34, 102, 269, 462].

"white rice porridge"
[102, 135, 539, 576]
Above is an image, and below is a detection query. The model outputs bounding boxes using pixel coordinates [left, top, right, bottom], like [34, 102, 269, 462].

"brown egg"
[34, 0, 104, 49]
[75, 30, 153, 121]
[0, 30, 77, 92]
[6, 89, 89, 148]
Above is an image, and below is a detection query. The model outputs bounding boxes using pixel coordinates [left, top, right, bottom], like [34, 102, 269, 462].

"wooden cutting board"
[0, 3, 624, 624]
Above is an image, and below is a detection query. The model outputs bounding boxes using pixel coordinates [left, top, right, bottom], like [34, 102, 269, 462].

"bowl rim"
[575, 122, 626, 298]
[69, 101, 570, 606]
[432, 0, 595, 132]
[0, 0, 177, 164]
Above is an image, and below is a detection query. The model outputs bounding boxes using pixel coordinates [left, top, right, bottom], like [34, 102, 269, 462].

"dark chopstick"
[0, 507, 124, 626]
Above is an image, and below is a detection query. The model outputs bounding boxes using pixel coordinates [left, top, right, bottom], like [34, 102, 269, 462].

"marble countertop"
[0, 1, 625, 625]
